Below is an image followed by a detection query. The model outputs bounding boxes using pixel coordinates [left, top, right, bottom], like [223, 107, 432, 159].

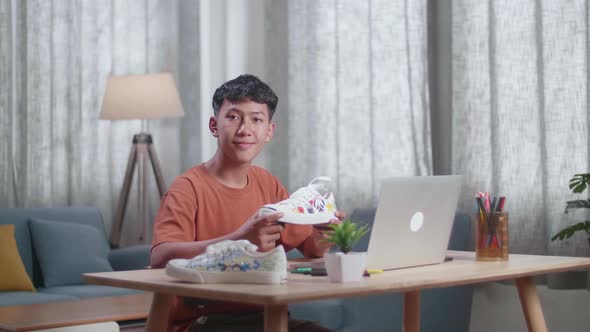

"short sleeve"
[151, 177, 198, 250]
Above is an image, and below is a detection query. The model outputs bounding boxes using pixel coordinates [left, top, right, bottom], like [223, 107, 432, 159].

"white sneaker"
[258, 176, 337, 225]
[165, 240, 287, 284]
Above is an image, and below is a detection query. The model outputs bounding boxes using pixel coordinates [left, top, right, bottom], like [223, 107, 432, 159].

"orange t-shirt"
[151, 164, 312, 332]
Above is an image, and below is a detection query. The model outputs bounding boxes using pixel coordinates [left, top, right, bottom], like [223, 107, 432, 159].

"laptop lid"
[366, 175, 463, 270]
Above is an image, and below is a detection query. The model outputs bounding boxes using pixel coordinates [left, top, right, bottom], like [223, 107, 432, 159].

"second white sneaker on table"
[258, 176, 337, 225]
[166, 240, 287, 284]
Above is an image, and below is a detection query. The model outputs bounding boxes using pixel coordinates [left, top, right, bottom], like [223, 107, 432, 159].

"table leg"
[515, 276, 548, 332]
[264, 304, 288, 332]
[146, 292, 173, 332]
[403, 291, 420, 332]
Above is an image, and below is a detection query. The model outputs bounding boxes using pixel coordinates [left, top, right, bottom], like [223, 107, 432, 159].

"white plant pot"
[324, 252, 367, 283]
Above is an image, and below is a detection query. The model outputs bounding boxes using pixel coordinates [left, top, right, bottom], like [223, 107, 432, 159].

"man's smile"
[233, 141, 256, 149]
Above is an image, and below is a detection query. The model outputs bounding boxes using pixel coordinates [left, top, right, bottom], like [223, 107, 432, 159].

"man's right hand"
[238, 211, 285, 252]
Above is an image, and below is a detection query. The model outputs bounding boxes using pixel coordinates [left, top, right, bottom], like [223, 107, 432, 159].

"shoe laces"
[307, 176, 331, 193]
[284, 176, 332, 207]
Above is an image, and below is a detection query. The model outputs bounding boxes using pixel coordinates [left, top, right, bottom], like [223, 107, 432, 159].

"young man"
[151, 74, 342, 332]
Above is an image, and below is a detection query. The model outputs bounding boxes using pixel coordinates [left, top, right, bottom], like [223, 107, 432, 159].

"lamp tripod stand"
[109, 133, 166, 248]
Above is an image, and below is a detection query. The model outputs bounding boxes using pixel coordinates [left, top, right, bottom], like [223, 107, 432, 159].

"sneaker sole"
[166, 263, 287, 284]
[276, 211, 335, 225]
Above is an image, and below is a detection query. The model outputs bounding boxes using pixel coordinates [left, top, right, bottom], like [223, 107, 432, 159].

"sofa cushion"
[38, 285, 140, 299]
[108, 245, 151, 271]
[0, 213, 34, 280]
[0, 225, 36, 292]
[0, 291, 77, 307]
[421, 286, 473, 332]
[29, 218, 113, 287]
[449, 213, 471, 250]
[340, 293, 403, 331]
[349, 208, 377, 252]
[0, 207, 109, 287]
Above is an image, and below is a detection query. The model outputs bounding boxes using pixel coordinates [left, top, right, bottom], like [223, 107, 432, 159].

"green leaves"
[565, 199, 590, 211]
[553, 173, 590, 244]
[569, 173, 590, 193]
[323, 219, 370, 254]
[551, 221, 590, 242]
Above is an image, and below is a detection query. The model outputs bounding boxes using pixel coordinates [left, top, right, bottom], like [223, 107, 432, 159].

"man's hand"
[238, 211, 285, 252]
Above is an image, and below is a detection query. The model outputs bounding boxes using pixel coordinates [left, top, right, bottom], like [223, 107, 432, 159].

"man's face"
[209, 99, 275, 165]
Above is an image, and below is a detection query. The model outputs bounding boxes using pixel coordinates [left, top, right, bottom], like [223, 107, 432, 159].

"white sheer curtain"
[265, 0, 432, 211]
[452, 0, 590, 256]
[0, 0, 193, 246]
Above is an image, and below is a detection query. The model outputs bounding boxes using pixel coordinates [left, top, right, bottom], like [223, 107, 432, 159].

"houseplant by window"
[550, 173, 590, 289]
[323, 220, 370, 282]
[552, 173, 590, 244]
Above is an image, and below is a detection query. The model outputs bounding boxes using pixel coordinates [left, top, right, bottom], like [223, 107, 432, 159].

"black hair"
[212, 74, 279, 119]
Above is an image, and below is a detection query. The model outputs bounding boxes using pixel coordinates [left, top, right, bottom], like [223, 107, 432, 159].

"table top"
[0, 293, 151, 332]
[83, 251, 590, 306]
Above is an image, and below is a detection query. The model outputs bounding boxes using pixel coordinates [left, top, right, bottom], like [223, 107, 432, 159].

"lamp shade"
[99, 73, 184, 120]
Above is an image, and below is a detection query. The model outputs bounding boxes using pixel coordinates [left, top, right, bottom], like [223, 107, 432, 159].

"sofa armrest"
[108, 245, 150, 271]
[286, 248, 304, 260]
[449, 213, 472, 251]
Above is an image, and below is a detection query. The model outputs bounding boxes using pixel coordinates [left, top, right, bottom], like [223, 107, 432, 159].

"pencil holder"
[475, 211, 509, 261]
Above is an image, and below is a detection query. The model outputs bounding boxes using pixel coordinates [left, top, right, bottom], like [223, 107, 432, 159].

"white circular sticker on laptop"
[410, 212, 424, 232]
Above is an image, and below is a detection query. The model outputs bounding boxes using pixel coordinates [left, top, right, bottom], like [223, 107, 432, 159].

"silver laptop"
[365, 175, 463, 270]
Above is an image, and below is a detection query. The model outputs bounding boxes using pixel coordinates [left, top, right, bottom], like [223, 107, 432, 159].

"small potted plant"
[551, 173, 590, 289]
[323, 219, 370, 282]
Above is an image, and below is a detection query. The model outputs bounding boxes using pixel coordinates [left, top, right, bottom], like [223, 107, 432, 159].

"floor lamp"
[99, 73, 184, 248]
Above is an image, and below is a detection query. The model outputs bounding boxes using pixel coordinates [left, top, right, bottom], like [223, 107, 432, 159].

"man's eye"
[254, 118, 263, 123]
[227, 114, 239, 120]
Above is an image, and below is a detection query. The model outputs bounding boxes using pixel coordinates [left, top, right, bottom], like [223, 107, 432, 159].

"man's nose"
[237, 120, 253, 135]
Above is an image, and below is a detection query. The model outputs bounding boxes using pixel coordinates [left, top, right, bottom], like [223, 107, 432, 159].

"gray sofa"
[0, 206, 150, 307]
[288, 209, 474, 332]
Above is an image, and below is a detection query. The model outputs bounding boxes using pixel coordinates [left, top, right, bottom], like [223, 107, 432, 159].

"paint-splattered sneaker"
[165, 240, 287, 284]
[258, 176, 337, 225]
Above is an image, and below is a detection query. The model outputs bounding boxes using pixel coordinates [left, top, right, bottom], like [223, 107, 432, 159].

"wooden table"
[0, 293, 151, 332]
[83, 251, 590, 332]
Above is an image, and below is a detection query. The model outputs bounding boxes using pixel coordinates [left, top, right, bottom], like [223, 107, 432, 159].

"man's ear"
[265, 122, 276, 142]
[209, 116, 219, 137]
